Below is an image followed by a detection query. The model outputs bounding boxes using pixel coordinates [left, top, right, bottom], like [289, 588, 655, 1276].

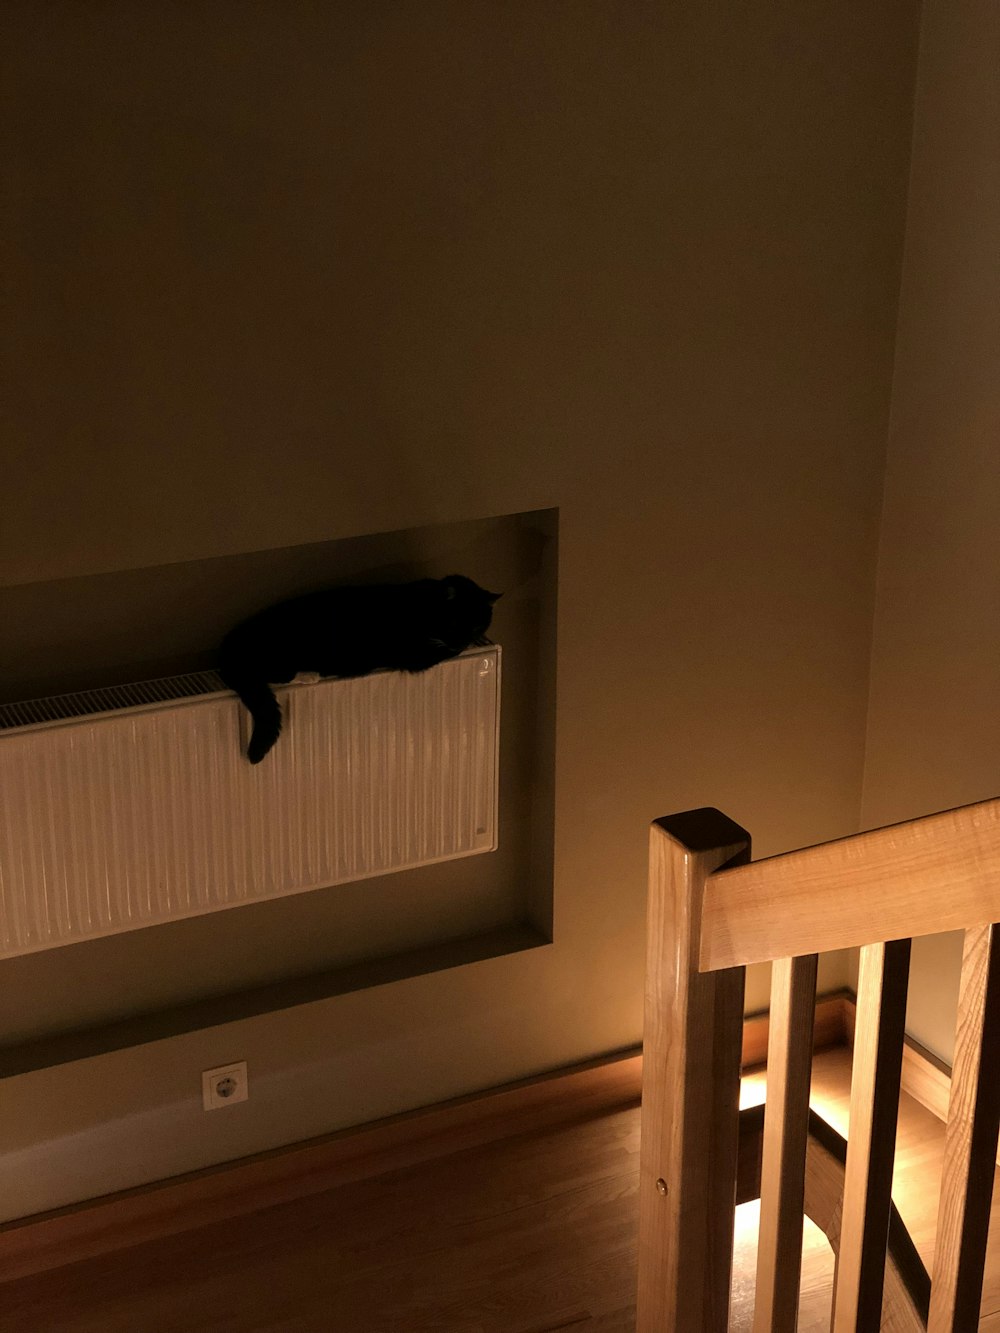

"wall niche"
[0, 509, 557, 1074]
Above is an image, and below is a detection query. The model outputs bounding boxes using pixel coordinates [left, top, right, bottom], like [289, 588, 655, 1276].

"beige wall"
[861, 0, 1000, 1060]
[2, 2, 918, 1218]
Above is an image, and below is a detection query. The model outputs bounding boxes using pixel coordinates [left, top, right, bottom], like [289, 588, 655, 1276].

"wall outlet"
[202, 1061, 249, 1110]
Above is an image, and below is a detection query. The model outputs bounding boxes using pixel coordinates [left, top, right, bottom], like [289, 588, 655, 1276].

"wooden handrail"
[640, 808, 949, 1330]
[698, 797, 1000, 970]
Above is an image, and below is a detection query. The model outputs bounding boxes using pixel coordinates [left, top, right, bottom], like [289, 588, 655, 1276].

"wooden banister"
[738, 1104, 931, 1329]
[833, 939, 911, 1329]
[699, 797, 1000, 970]
[927, 923, 1000, 1330]
[641, 800, 1000, 1331]
[753, 953, 818, 1331]
[637, 811, 750, 1332]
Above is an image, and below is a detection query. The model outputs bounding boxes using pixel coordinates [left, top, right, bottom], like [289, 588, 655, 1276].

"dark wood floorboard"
[5, 1048, 1000, 1330]
[1, 1111, 640, 1332]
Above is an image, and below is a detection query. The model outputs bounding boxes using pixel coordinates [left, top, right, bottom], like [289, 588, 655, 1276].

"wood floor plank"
[1, 1112, 641, 1333]
[3, 1046, 1000, 1331]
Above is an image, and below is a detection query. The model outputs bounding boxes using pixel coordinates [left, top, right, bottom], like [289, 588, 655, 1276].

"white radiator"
[0, 647, 500, 960]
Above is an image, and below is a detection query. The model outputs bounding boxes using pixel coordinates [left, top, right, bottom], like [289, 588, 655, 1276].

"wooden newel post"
[637, 808, 751, 1332]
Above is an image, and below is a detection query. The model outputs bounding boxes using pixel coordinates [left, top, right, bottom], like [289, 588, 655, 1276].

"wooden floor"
[4, 1047, 1000, 1331]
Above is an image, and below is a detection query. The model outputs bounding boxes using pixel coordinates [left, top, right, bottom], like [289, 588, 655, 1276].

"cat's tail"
[220, 670, 283, 764]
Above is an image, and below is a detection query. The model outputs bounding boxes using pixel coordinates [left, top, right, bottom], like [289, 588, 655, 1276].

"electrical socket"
[202, 1060, 249, 1110]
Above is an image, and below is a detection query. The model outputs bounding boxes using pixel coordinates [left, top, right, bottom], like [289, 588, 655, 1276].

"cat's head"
[436, 575, 501, 649]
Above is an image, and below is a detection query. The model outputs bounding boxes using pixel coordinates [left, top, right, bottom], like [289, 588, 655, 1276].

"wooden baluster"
[753, 952, 818, 1332]
[832, 938, 911, 1331]
[637, 809, 750, 1333]
[928, 923, 1000, 1331]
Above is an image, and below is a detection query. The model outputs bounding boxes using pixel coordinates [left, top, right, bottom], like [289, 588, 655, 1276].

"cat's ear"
[486, 590, 502, 603]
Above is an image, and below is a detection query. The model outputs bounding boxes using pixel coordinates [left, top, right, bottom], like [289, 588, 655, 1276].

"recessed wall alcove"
[0, 509, 557, 1076]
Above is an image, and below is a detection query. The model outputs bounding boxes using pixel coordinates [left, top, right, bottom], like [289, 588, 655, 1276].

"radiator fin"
[0, 672, 226, 731]
[0, 650, 500, 959]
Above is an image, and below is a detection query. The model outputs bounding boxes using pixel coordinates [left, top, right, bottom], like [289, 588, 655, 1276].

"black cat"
[218, 574, 500, 764]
